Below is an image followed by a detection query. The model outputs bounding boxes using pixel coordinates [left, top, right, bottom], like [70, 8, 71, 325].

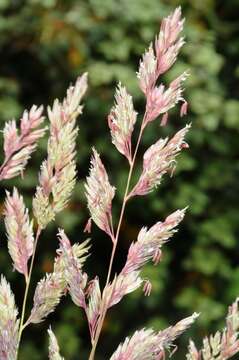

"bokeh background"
[0, 0, 239, 359]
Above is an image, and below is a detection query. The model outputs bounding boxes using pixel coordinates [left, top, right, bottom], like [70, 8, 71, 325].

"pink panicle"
[0, 105, 46, 181]
[57, 229, 88, 309]
[122, 208, 186, 275]
[144, 71, 189, 125]
[110, 313, 198, 360]
[164, 209, 187, 228]
[137, 7, 184, 94]
[137, 7, 187, 127]
[189, 298, 239, 360]
[58, 229, 72, 251]
[103, 272, 143, 309]
[57, 230, 100, 342]
[4, 188, 34, 278]
[64, 73, 88, 117]
[85, 148, 115, 239]
[108, 83, 137, 163]
[3, 121, 18, 158]
[33, 73, 88, 229]
[85, 277, 102, 341]
[129, 124, 190, 197]
[155, 7, 184, 75]
[104, 209, 186, 309]
[20, 105, 45, 137]
[137, 44, 157, 95]
[27, 272, 65, 325]
[186, 298, 239, 360]
[38, 160, 54, 197]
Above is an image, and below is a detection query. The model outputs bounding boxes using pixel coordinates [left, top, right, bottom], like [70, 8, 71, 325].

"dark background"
[0, 0, 239, 359]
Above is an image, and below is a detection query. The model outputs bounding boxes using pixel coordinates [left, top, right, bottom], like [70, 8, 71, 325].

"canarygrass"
[0, 7, 238, 360]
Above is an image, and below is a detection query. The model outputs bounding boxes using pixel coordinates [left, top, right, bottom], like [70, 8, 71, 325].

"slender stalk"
[89, 118, 146, 360]
[17, 226, 41, 357]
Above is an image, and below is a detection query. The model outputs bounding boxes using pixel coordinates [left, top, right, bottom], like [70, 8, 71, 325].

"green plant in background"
[0, 1, 239, 359]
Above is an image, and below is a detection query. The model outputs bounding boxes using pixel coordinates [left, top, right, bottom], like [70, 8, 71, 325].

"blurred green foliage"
[0, 0, 239, 359]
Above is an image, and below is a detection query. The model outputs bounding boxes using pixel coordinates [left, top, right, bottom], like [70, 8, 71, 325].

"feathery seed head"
[145, 71, 189, 124]
[122, 208, 186, 275]
[33, 73, 87, 228]
[57, 230, 88, 308]
[137, 7, 186, 127]
[110, 311, 197, 360]
[4, 188, 34, 278]
[103, 272, 143, 309]
[85, 277, 102, 341]
[129, 124, 190, 197]
[0, 105, 46, 181]
[108, 83, 137, 162]
[137, 44, 157, 95]
[137, 7, 184, 93]
[85, 148, 115, 237]
[27, 272, 65, 325]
